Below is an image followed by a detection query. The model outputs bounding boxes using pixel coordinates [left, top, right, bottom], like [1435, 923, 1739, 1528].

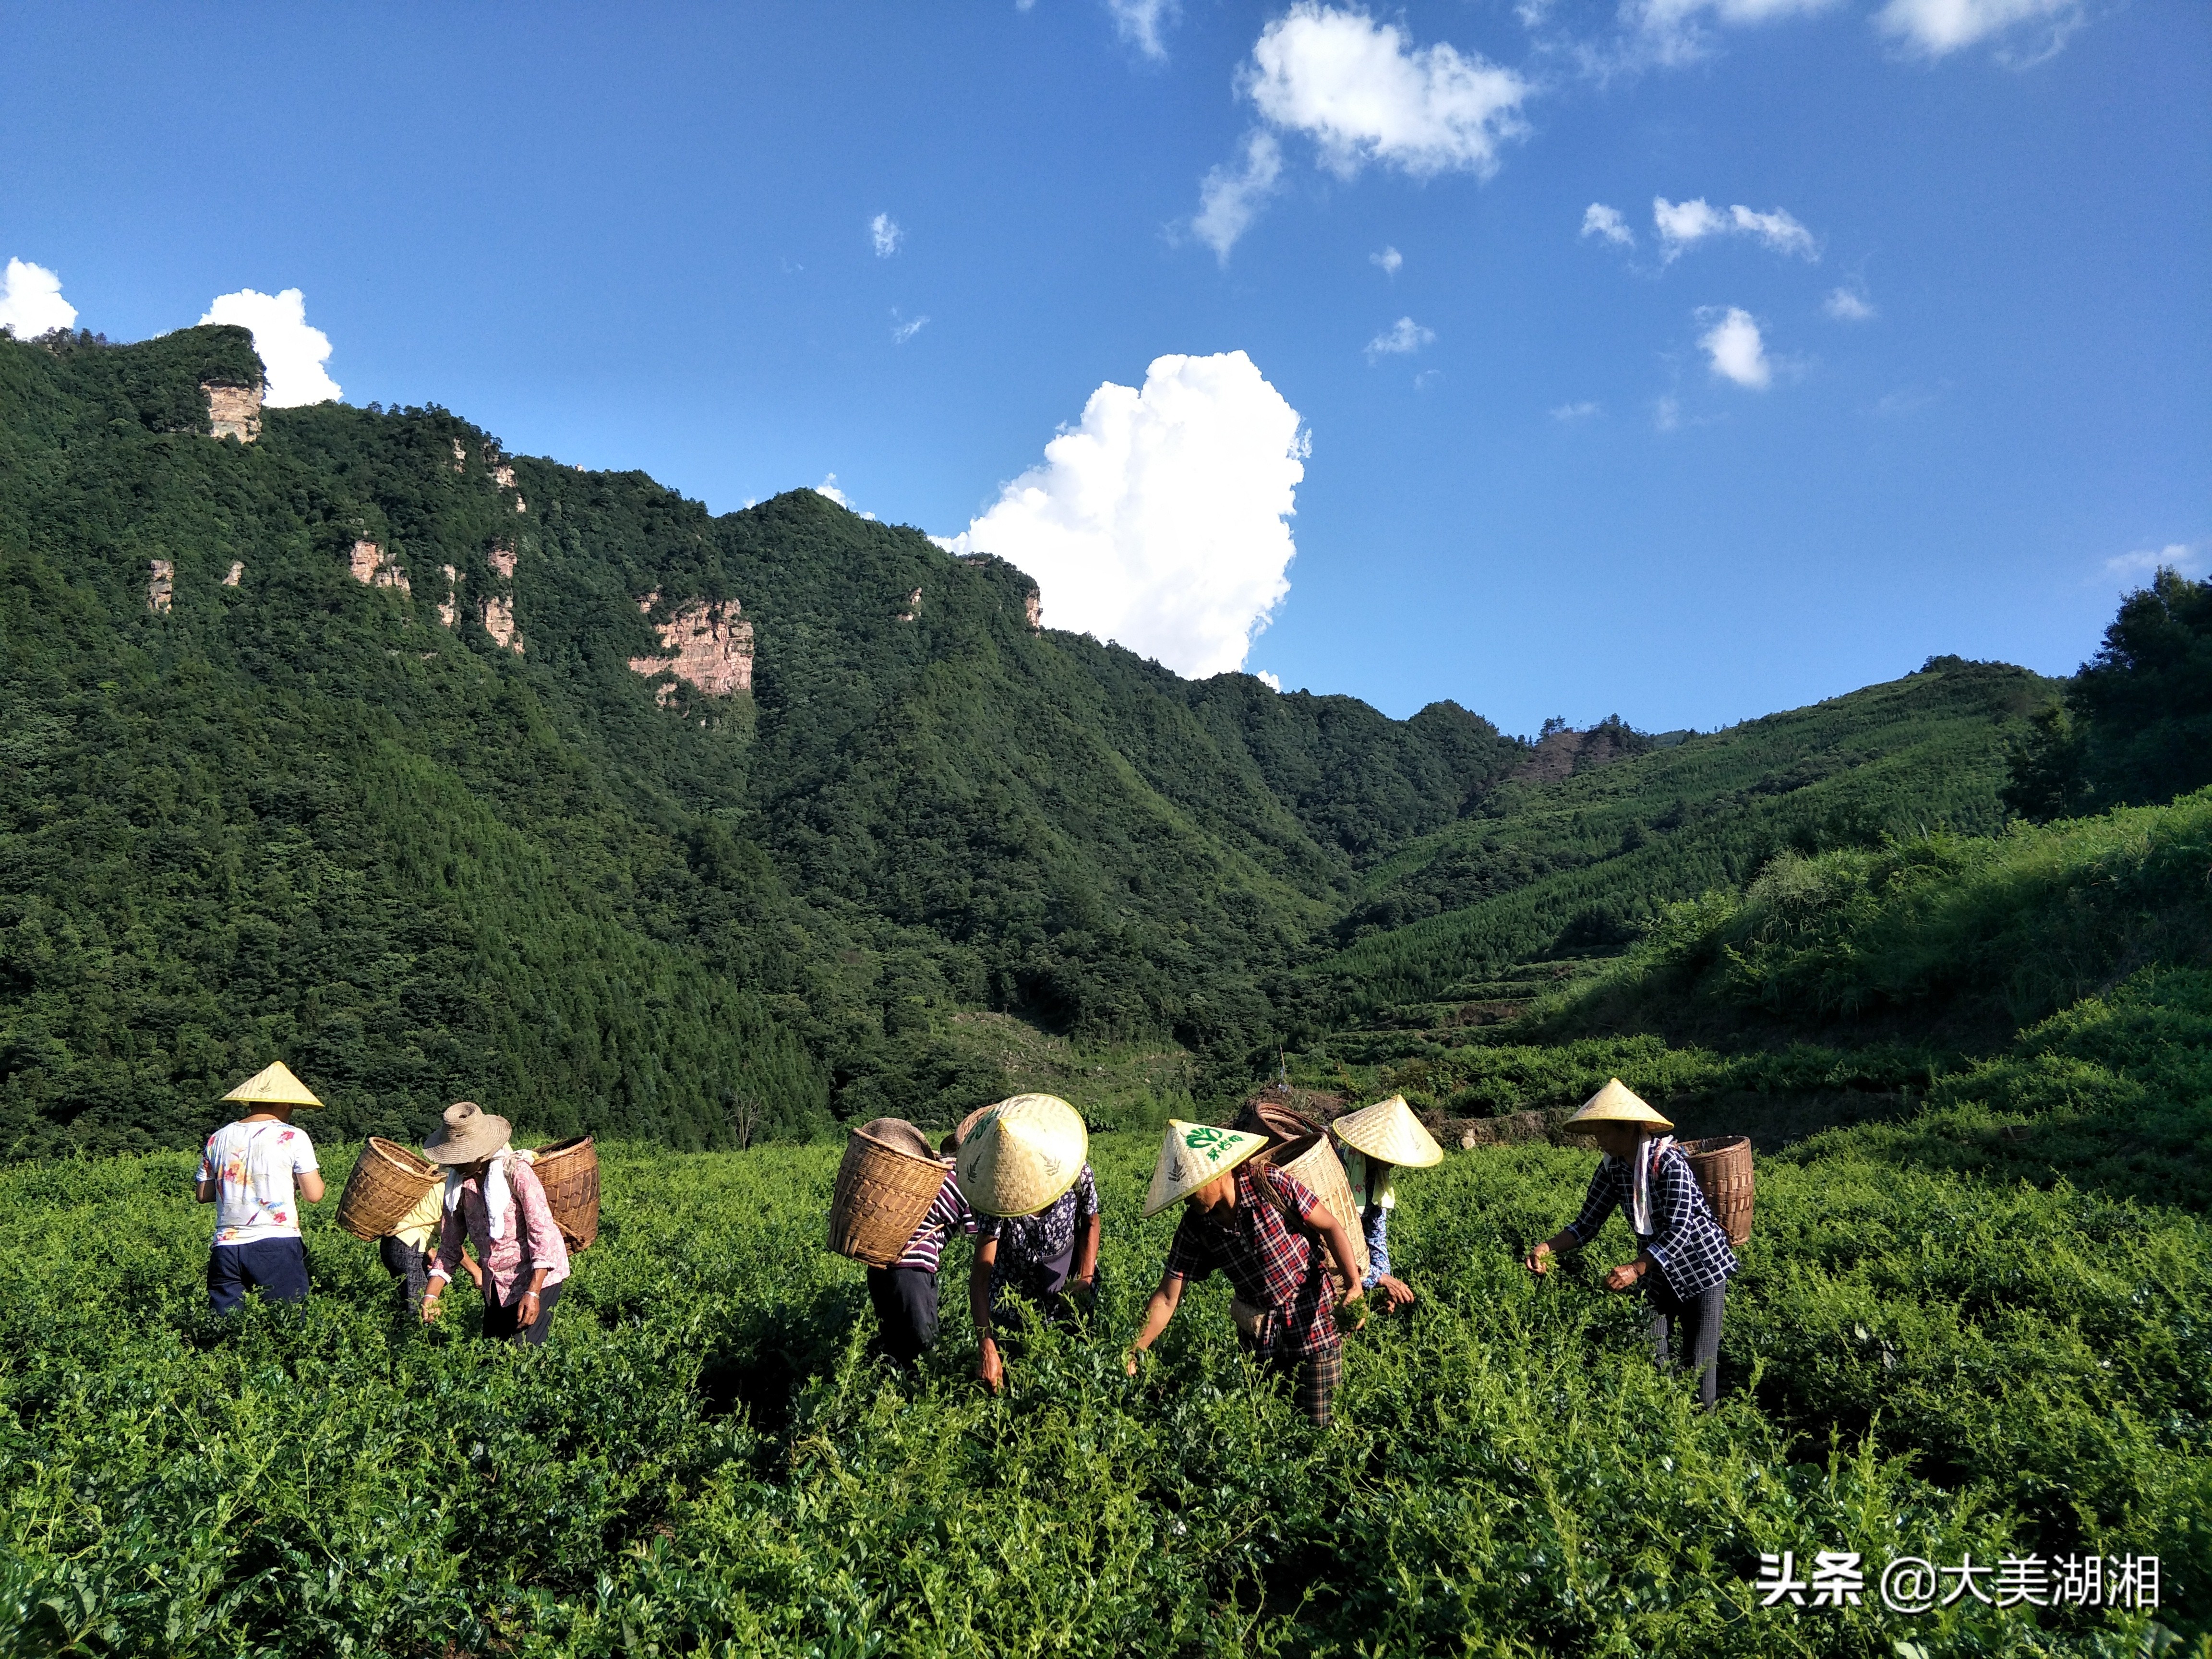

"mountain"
[0, 327, 2053, 1153]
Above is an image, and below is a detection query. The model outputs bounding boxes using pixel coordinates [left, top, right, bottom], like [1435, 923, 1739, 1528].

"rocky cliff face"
[147, 559, 173, 613]
[437, 565, 459, 629]
[349, 540, 410, 593]
[481, 595, 521, 652]
[628, 592, 754, 702]
[203, 382, 262, 442]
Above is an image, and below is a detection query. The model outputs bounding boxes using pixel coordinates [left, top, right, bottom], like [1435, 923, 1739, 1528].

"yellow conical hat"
[1142, 1119, 1270, 1218]
[954, 1094, 1088, 1217]
[220, 1061, 325, 1109]
[1564, 1077, 1673, 1132]
[1331, 1094, 1443, 1169]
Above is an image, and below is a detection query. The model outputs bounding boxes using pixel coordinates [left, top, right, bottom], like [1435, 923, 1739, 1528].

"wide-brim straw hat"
[221, 1060, 325, 1109]
[1331, 1094, 1443, 1169]
[423, 1101, 515, 1165]
[1142, 1119, 1270, 1219]
[954, 1094, 1088, 1217]
[1564, 1077, 1674, 1132]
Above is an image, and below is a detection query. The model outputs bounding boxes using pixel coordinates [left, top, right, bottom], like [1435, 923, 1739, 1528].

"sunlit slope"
[1312, 658, 2054, 1019]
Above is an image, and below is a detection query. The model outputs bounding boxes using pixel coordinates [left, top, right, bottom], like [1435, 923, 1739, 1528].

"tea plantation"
[1, 1122, 2202, 1657]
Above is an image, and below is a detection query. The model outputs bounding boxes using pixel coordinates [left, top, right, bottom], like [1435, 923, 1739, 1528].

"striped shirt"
[1565, 1141, 1738, 1298]
[894, 1171, 975, 1273]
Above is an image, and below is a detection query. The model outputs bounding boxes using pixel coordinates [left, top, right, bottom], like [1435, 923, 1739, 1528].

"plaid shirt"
[894, 1171, 975, 1273]
[1564, 1141, 1737, 1298]
[1163, 1163, 1339, 1358]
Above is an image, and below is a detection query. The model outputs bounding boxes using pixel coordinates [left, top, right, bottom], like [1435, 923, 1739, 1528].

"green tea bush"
[0, 1130, 2202, 1655]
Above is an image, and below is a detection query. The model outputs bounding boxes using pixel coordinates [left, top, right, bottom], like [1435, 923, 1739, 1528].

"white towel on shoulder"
[1627, 1134, 1675, 1238]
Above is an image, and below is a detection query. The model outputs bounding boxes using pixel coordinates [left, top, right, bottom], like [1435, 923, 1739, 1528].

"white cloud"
[1366, 316, 1435, 359]
[1581, 203, 1634, 247]
[1370, 244, 1403, 275]
[1255, 669, 1284, 690]
[892, 311, 929, 344]
[1699, 306, 1771, 388]
[1551, 401, 1601, 420]
[1875, 0, 2081, 58]
[1242, 4, 1531, 180]
[944, 350, 1307, 678]
[814, 474, 878, 519]
[1654, 395, 1682, 432]
[1193, 130, 1285, 262]
[0, 258, 76, 339]
[2104, 542, 2206, 581]
[1106, 0, 1178, 58]
[870, 213, 903, 257]
[1629, 0, 1840, 62]
[198, 288, 340, 406]
[1825, 285, 1876, 321]
[1655, 197, 1817, 261]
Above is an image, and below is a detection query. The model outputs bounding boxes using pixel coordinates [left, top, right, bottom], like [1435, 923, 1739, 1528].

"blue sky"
[3, 0, 2206, 735]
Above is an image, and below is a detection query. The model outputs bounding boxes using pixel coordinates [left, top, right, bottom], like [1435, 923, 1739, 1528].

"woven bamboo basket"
[1681, 1135, 1755, 1247]
[335, 1137, 442, 1243]
[1274, 1134, 1371, 1294]
[828, 1120, 948, 1268]
[532, 1135, 601, 1252]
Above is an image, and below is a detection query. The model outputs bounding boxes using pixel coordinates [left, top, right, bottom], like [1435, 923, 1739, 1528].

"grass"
[0, 1118, 2203, 1656]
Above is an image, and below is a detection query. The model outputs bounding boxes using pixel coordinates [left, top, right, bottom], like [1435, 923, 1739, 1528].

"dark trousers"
[481, 1278, 564, 1346]
[379, 1236, 432, 1311]
[1650, 1277, 1726, 1409]
[867, 1265, 940, 1365]
[207, 1238, 309, 1313]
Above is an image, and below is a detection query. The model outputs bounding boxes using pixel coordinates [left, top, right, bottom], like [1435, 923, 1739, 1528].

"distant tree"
[2006, 567, 2212, 821]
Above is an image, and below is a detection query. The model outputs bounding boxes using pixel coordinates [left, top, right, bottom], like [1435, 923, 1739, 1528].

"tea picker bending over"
[1330, 1093, 1443, 1311]
[1524, 1079, 1738, 1409]
[420, 1102, 571, 1346]
[380, 1171, 481, 1313]
[196, 1062, 328, 1313]
[1126, 1121, 1365, 1427]
[956, 1095, 1099, 1394]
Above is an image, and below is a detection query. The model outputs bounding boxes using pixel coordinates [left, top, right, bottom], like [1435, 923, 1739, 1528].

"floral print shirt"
[198, 1120, 319, 1245]
[431, 1158, 571, 1305]
[980, 1163, 1099, 1303]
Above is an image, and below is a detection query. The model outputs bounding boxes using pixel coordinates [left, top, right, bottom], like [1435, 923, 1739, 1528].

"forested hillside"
[0, 327, 1534, 1153]
[0, 327, 2062, 1154]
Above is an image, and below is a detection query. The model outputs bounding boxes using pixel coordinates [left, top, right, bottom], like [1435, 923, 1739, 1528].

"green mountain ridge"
[0, 326, 2056, 1152]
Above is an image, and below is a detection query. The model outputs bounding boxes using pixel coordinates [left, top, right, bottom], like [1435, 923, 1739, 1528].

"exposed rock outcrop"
[489, 461, 526, 513]
[481, 595, 521, 652]
[203, 383, 262, 442]
[349, 540, 410, 593]
[628, 592, 754, 702]
[488, 543, 517, 579]
[1025, 590, 1042, 631]
[437, 565, 460, 629]
[450, 439, 467, 474]
[148, 559, 173, 613]
[899, 587, 922, 623]
[222, 561, 243, 587]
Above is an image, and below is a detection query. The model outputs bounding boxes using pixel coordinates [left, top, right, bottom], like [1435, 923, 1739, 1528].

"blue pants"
[1360, 1205, 1391, 1287]
[207, 1238, 309, 1312]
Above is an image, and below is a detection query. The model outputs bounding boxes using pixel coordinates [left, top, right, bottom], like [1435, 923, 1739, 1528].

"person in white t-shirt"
[195, 1062, 327, 1312]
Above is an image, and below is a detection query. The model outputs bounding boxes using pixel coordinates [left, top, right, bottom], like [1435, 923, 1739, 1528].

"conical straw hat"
[954, 1094, 1088, 1217]
[1564, 1077, 1674, 1132]
[220, 1060, 325, 1109]
[1331, 1094, 1443, 1168]
[1142, 1119, 1270, 1218]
